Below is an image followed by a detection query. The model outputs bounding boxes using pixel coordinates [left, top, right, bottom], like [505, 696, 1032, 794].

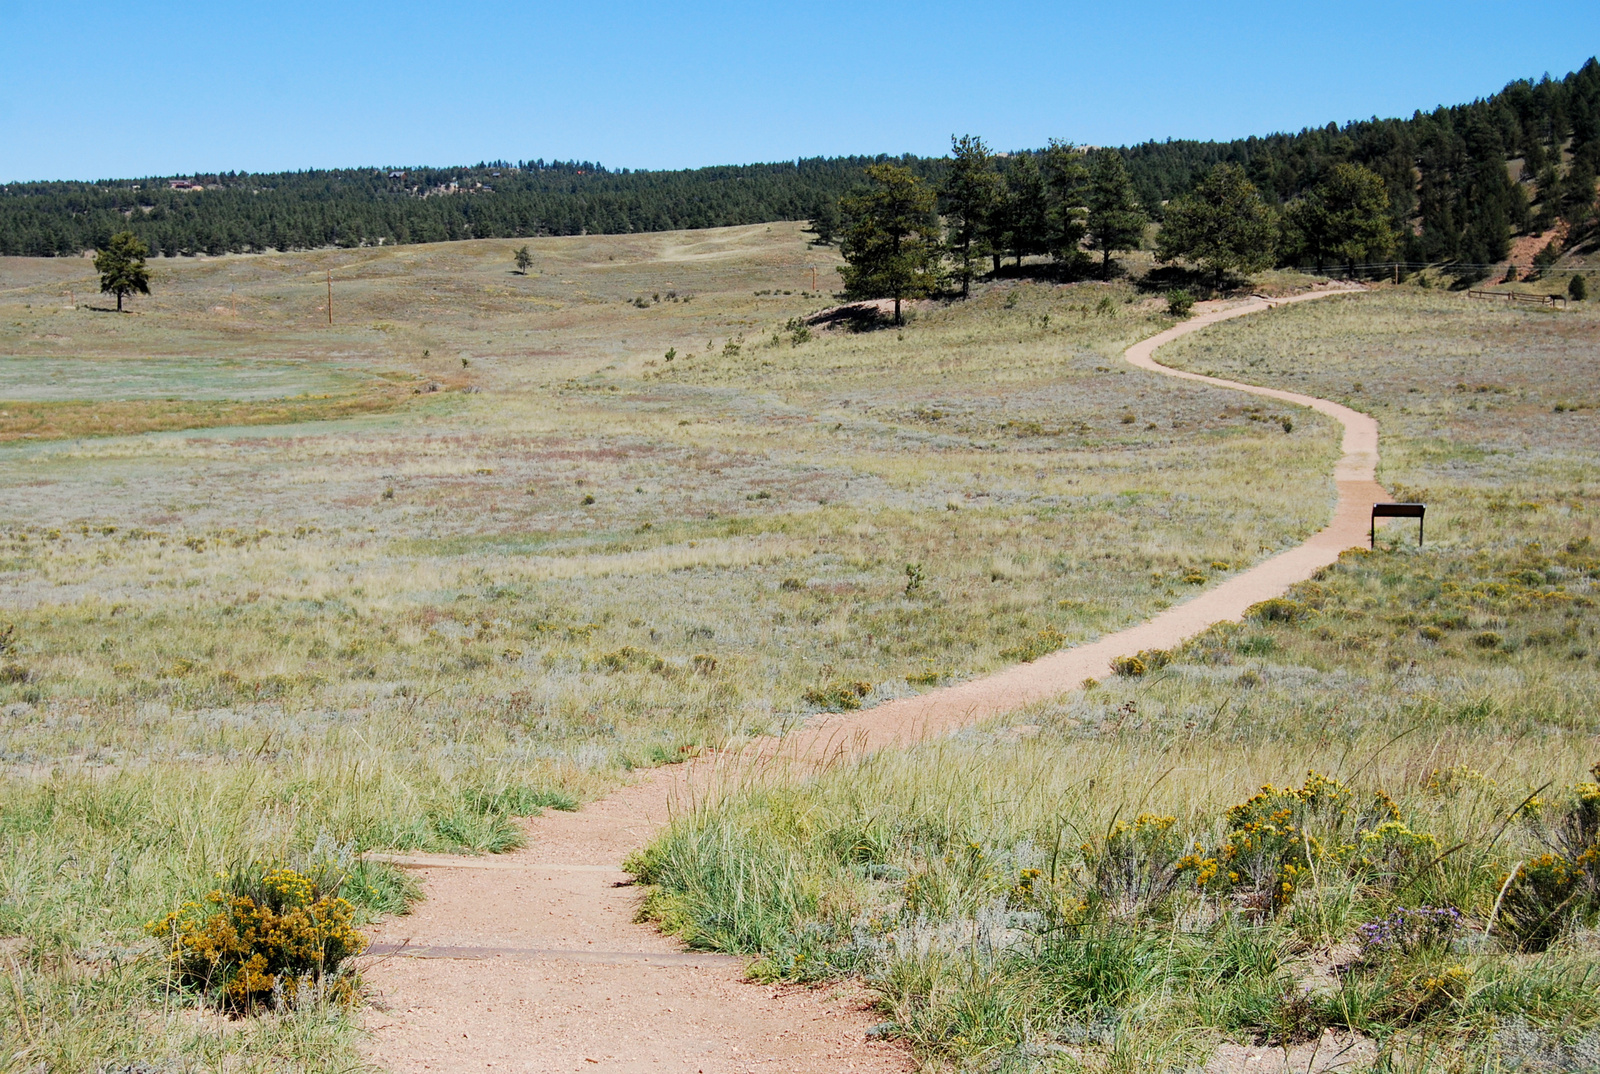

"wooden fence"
[1467, 289, 1569, 308]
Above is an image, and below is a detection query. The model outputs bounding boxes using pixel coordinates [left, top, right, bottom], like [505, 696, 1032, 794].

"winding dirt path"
[359, 286, 1380, 1074]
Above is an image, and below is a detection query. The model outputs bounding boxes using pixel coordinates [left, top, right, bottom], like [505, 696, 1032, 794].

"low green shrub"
[1247, 598, 1313, 624]
[999, 628, 1066, 663]
[803, 680, 873, 711]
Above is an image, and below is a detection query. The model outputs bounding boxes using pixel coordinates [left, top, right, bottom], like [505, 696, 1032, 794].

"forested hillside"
[3, 59, 1596, 262]
[0, 157, 935, 258]
[1123, 57, 1600, 265]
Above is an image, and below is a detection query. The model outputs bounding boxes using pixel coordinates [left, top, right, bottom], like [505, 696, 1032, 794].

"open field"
[635, 289, 1600, 1071]
[0, 227, 1351, 1069]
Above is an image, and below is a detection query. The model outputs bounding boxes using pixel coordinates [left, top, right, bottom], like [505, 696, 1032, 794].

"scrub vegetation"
[632, 288, 1600, 1071]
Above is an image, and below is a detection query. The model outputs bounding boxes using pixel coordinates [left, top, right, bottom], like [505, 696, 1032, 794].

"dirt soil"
[359, 286, 1380, 1074]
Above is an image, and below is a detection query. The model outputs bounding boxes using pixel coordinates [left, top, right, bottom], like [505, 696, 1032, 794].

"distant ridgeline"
[2, 58, 1596, 262]
[0, 157, 934, 258]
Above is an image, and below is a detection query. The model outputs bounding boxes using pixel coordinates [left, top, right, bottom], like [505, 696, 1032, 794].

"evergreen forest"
[3, 59, 1597, 268]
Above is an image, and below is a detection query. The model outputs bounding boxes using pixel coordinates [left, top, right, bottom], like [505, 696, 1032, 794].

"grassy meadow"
[633, 289, 1600, 1072]
[0, 227, 1348, 1069]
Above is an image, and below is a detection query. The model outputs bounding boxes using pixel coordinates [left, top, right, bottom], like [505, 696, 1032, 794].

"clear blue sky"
[4, 1, 1597, 182]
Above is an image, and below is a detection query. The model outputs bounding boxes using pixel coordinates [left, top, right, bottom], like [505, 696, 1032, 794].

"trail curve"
[359, 285, 1381, 1074]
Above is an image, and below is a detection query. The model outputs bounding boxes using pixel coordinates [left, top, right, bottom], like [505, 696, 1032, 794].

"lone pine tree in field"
[941, 135, 1001, 297]
[513, 245, 532, 274]
[94, 231, 150, 311]
[839, 163, 943, 325]
[1156, 162, 1276, 290]
[1284, 163, 1396, 274]
[1084, 150, 1147, 280]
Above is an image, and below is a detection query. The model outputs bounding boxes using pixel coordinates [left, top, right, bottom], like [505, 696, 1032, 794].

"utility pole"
[327, 270, 333, 325]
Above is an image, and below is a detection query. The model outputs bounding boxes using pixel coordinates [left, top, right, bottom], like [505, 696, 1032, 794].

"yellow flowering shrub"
[146, 866, 367, 1013]
[1498, 772, 1600, 950]
[1177, 772, 1430, 911]
[1109, 648, 1172, 677]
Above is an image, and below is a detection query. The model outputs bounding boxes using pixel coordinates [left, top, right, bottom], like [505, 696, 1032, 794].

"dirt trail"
[360, 286, 1379, 1074]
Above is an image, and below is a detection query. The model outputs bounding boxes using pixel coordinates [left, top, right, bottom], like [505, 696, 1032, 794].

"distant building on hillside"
[168, 179, 196, 190]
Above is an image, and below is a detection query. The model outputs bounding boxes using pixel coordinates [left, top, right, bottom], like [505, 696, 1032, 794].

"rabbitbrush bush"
[1497, 769, 1600, 951]
[148, 866, 367, 1013]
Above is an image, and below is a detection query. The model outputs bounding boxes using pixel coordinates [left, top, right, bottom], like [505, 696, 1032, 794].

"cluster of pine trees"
[831, 138, 1153, 323]
[2, 60, 1596, 263]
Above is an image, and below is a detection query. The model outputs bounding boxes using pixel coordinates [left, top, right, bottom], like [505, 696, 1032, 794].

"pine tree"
[1084, 150, 1147, 279]
[1460, 114, 1514, 264]
[513, 245, 532, 274]
[838, 163, 943, 325]
[94, 231, 151, 312]
[1155, 163, 1276, 290]
[1561, 158, 1598, 226]
[941, 135, 1001, 297]
[997, 155, 1049, 268]
[1284, 163, 1396, 273]
[809, 196, 842, 246]
[1041, 139, 1089, 271]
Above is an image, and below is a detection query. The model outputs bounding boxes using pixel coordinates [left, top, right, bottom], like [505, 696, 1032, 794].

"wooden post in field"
[327, 270, 333, 325]
[810, 266, 816, 291]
